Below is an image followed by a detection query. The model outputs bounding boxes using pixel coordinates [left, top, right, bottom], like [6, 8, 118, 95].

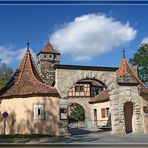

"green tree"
[129, 43, 148, 86]
[0, 60, 13, 89]
[68, 103, 85, 122]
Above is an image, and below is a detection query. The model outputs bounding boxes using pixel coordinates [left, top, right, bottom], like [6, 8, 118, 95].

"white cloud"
[50, 13, 137, 61]
[0, 45, 36, 64]
[141, 37, 148, 44]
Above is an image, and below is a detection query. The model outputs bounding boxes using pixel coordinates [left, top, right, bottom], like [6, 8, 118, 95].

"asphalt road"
[0, 128, 148, 144]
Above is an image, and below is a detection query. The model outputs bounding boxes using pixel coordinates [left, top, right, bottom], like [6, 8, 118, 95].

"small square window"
[49, 54, 53, 58]
[75, 86, 80, 92]
[33, 104, 45, 120]
[75, 85, 84, 92]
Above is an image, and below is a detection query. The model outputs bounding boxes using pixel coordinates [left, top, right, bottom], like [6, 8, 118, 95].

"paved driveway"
[57, 128, 148, 143]
[0, 127, 148, 144]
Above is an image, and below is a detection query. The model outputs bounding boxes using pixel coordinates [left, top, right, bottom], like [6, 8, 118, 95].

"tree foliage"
[129, 43, 148, 86]
[0, 60, 13, 89]
[68, 103, 85, 122]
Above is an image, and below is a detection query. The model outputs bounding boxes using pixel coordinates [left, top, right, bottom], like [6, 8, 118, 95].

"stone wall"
[111, 86, 144, 134]
[38, 60, 55, 86]
[140, 94, 148, 133]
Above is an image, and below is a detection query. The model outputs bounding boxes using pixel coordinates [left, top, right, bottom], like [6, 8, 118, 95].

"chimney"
[132, 64, 139, 77]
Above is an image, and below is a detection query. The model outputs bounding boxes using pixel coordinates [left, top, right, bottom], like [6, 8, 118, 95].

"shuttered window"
[101, 108, 110, 118]
[101, 108, 106, 118]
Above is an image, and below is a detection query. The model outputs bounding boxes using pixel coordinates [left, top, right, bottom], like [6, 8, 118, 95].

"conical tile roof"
[0, 49, 58, 99]
[39, 41, 60, 54]
[116, 55, 148, 94]
[116, 57, 136, 79]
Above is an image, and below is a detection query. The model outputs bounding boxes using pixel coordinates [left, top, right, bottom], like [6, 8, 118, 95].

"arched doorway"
[68, 103, 85, 127]
[67, 78, 107, 128]
[124, 102, 133, 134]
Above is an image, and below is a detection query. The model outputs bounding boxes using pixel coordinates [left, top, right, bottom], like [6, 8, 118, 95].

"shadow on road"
[68, 127, 111, 136]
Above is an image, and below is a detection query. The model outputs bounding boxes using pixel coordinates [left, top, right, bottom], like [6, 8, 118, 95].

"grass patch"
[0, 134, 54, 138]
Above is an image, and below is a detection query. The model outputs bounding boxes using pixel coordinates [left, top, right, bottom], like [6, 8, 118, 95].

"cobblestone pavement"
[0, 128, 148, 144]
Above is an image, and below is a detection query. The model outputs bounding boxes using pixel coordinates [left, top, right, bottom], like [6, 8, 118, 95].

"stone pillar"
[58, 99, 70, 136]
[110, 97, 125, 135]
[133, 102, 144, 133]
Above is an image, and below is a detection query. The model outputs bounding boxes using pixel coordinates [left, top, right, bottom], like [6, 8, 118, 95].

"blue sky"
[0, 5, 148, 71]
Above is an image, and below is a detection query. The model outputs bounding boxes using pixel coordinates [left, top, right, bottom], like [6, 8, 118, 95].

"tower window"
[49, 54, 53, 59]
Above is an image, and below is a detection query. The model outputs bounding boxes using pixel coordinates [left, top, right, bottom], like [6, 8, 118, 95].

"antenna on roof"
[122, 49, 126, 58]
[27, 41, 30, 51]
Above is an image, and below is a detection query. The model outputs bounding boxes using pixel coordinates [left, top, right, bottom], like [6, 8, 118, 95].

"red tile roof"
[0, 49, 58, 99]
[39, 41, 60, 54]
[116, 57, 148, 94]
[89, 90, 109, 104]
[116, 57, 136, 79]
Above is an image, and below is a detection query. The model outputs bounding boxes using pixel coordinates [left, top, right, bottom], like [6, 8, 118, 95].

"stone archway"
[124, 102, 133, 134]
[55, 70, 118, 99]
[55, 68, 119, 134]
[68, 103, 85, 128]
[67, 98, 90, 128]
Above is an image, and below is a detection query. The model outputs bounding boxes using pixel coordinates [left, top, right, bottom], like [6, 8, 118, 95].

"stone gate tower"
[37, 41, 60, 86]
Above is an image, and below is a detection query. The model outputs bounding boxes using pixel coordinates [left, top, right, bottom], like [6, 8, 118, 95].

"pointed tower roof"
[38, 40, 60, 55]
[116, 57, 136, 79]
[116, 49, 148, 94]
[116, 49, 137, 79]
[0, 46, 58, 99]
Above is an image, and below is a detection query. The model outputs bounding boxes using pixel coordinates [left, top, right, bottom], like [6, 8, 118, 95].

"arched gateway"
[54, 61, 144, 135]
[54, 64, 122, 134]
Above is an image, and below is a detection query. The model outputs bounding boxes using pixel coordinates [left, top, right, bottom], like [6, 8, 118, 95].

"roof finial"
[27, 41, 30, 51]
[123, 49, 126, 58]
